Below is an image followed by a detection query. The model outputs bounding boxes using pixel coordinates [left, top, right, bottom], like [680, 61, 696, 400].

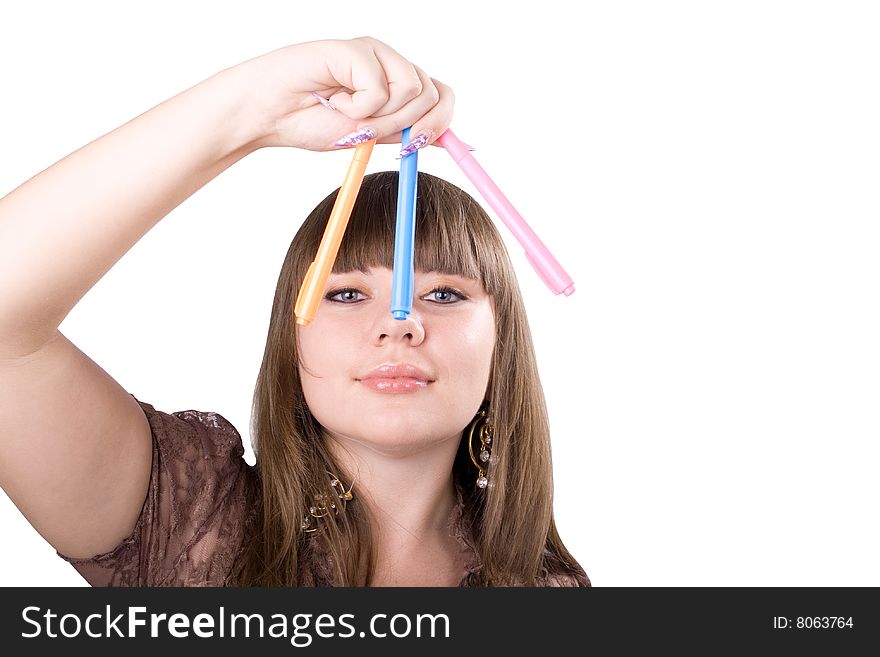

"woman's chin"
[358, 422, 453, 451]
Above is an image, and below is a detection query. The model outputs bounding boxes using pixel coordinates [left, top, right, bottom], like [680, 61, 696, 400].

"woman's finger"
[406, 71, 451, 149]
[377, 75, 453, 157]
[322, 39, 388, 120]
[355, 68, 448, 151]
[353, 37, 424, 118]
[325, 37, 422, 121]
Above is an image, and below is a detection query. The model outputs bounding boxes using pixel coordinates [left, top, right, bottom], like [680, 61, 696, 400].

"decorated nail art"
[396, 130, 433, 159]
[334, 127, 377, 148]
[310, 91, 336, 110]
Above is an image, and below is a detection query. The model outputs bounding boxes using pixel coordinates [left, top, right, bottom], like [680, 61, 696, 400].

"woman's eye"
[426, 286, 466, 304]
[325, 286, 466, 304]
[325, 288, 365, 303]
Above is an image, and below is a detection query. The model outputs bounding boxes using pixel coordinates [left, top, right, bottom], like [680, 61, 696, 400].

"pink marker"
[437, 128, 575, 296]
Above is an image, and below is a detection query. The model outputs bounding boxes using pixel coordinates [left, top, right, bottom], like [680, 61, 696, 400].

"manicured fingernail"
[396, 130, 433, 159]
[311, 91, 336, 110]
[334, 127, 377, 147]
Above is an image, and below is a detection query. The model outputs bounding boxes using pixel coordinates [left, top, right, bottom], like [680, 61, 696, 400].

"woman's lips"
[359, 377, 430, 393]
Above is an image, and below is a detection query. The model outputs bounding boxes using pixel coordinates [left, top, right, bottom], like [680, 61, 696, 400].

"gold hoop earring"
[467, 402, 494, 489]
[301, 470, 354, 533]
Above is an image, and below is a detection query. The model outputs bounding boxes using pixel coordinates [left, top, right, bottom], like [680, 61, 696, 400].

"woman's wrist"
[206, 63, 281, 153]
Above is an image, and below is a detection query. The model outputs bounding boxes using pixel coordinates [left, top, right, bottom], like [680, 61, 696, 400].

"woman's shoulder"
[57, 395, 257, 586]
[132, 396, 248, 463]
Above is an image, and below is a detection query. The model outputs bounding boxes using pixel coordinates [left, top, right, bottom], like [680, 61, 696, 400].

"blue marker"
[391, 127, 418, 320]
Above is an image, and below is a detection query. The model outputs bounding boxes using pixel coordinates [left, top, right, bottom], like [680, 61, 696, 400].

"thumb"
[323, 42, 391, 120]
[327, 85, 390, 121]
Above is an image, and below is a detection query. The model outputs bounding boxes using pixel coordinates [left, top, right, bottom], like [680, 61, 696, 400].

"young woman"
[0, 36, 589, 587]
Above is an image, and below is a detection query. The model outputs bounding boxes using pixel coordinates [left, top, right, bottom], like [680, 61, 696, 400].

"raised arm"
[0, 37, 454, 561]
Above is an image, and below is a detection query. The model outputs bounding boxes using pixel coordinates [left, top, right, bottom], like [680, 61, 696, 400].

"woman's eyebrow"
[416, 271, 480, 285]
[415, 270, 473, 280]
[417, 273, 485, 293]
[327, 269, 371, 279]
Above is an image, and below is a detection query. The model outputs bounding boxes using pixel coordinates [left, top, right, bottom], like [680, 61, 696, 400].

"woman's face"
[297, 266, 495, 455]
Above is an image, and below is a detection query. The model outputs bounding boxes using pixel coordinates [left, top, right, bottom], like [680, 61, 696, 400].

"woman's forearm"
[0, 66, 264, 356]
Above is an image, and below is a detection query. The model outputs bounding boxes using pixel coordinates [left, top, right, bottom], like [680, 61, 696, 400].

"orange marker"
[295, 139, 376, 326]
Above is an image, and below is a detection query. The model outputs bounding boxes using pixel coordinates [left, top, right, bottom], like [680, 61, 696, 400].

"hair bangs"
[311, 171, 504, 295]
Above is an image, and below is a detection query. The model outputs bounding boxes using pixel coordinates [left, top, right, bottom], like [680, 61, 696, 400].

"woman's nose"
[372, 308, 425, 345]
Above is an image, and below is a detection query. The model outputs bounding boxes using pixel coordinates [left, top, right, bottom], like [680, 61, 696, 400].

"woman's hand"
[232, 36, 454, 153]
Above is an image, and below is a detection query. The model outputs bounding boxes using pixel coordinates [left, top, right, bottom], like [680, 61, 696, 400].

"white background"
[1, 0, 878, 587]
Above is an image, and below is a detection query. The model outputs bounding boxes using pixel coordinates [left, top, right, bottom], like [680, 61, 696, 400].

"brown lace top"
[56, 395, 590, 588]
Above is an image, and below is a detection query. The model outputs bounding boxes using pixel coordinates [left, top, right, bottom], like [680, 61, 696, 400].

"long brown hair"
[230, 171, 586, 586]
